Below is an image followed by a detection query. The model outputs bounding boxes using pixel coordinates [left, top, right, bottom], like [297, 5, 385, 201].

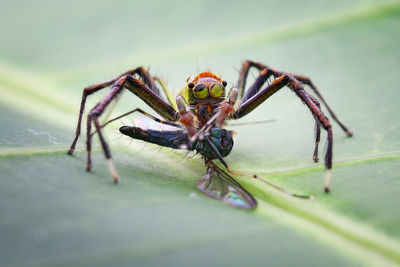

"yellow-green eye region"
[193, 83, 209, 99]
[210, 83, 224, 98]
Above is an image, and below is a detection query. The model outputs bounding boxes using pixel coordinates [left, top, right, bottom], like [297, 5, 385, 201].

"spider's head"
[179, 72, 228, 105]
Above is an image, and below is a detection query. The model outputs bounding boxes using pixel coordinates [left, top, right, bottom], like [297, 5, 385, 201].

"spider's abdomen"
[195, 128, 234, 159]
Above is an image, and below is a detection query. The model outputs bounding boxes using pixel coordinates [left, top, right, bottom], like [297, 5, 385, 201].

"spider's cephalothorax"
[67, 61, 353, 209]
[179, 72, 228, 125]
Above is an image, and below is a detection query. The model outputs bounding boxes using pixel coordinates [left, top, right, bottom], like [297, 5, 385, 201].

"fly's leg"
[204, 138, 313, 199]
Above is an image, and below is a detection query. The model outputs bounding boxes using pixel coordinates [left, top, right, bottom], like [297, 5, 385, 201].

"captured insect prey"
[67, 60, 353, 209]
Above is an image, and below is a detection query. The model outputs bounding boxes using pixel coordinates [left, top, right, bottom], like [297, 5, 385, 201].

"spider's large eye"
[210, 83, 224, 98]
[193, 83, 209, 99]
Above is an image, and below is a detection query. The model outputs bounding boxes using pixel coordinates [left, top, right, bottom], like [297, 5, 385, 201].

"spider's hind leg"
[72, 70, 179, 183]
[290, 73, 353, 137]
[307, 93, 322, 163]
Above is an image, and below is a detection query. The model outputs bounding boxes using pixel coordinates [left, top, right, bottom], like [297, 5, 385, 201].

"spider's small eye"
[210, 83, 224, 98]
[222, 80, 227, 87]
[193, 83, 208, 99]
[188, 82, 195, 89]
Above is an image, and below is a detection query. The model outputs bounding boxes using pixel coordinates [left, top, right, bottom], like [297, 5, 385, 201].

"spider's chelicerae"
[67, 60, 352, 209]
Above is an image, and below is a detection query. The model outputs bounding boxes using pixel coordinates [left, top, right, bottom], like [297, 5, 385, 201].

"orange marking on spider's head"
[192, 72, 222, 85]
[181, 72, 227, 106]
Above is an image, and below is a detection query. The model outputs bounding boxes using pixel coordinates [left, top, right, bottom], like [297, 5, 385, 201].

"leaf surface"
[1, 1, 400, 266]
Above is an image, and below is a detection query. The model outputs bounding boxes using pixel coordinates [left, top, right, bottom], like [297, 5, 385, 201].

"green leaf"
[1, 1, 400, 266]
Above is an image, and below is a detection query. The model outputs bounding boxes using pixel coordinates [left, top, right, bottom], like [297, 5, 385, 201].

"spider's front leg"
[85, 76, 127, 182]
[230, 73, 335, 192]
[236, 60, 352, 136]
[216, 87, 239, 127]
[175, 96, 196, 137]
[69, 70, 180, 183]
[235, 60, 353, 164]
[68, 66, 163, 155]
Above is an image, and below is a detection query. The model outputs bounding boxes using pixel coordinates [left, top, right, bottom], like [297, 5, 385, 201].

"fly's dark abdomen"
[119, 126, 189, 149]
[119, 126, 234, 159]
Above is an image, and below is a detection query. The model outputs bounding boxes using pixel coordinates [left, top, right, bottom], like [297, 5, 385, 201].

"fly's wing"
[134, 115, 182, 131]
[196, 165, 257, 209]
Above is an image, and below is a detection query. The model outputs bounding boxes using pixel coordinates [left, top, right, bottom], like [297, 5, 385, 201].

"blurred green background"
[1, 0, 400, 266]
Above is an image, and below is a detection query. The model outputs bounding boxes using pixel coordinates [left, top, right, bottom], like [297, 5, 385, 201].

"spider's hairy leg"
[290, 73, 353, 137]
[290, 77, 334, 192]
[235, 62, 323, 162]
[230, 75, 289, 118]
[230, 73, 334, 192]
[237, 60, 352, 137]
[67, 83, 101, 155]
[235, 60, 275, 106]
[85, 76, 126, 183]
[153, 76, 177, 110]
[216, 87, 238, 128]
[306, 93, 322, 162]
[78, 72, 179, 183]
[176, 95, 196, 137]
[67, 66, 160, 155]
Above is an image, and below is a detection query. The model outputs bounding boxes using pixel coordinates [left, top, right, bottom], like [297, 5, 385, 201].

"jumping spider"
[67, 60, 352, 209]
